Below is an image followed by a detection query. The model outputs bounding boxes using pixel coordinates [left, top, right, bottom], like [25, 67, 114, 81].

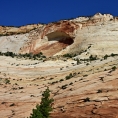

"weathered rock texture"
[0, 13, 117, 57]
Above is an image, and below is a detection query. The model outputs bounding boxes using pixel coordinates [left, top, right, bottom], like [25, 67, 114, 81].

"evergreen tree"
[29, 87, 54, 118]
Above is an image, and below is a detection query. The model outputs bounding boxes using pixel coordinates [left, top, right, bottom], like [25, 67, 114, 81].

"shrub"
[63, 53, 76, 58]
[88, 45, 91, 49]
[0, 51, 46, 60]
[51, 81, 58, 85]
[97, 89, 102, 93]
[112, 66, 116, 71]
[63, 53, 72, 58]
[86, 63, 89, 65]
[89, 55, 97, 61]
[104, 54, 108, 60]
[84, 97, 90, 102]
[110, 53, 118, 57]
[4, 79, 10, 84]
[69, 82, 73, 85]
[59, 79, 64, 82]
[83, 74, 88, 77]
[104, 69, 107, 71]
[29, 87, 54, 118]
[49, 78, 53, 80]
[65, 73, 73, 80]
[61, 84, 68, 89]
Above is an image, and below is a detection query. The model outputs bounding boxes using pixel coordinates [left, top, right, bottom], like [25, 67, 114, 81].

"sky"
[0, 0, 118, 26]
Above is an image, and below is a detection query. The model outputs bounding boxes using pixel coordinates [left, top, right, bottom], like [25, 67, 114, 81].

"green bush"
[112, 66, 116, 71]
[111, 53, 115, 57]
[89, 55, 97, 61]
[0, 51, 46, 60]
[69, 82, 73, 85]
[4, 79, 10, 84]
[63, 53, 76, 58]
[61, 84, 68, 89]
[65, 73, 73, 80]
[104, 54, 108, 60]
[63, 53, 72, 58]
[59, 79, 64, 82]
[97, 89, 102, 93]
[84, 97, 90, 102]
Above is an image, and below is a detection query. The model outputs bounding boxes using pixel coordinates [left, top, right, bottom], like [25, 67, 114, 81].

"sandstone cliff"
[0, 13, 117, 57]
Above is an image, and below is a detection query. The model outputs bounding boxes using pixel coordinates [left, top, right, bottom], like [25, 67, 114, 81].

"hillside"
[0, 13, 118, 118]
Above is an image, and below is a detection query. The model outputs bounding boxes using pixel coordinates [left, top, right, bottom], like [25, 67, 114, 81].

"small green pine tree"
[30, 105, 43, 118]
[29, 87, 54, 118]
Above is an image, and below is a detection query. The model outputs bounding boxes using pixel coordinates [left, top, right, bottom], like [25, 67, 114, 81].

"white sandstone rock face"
[91, 13, 113, 21]
[0, 13, 117, 57]
[70, 17, 89, 22]
[0, 34, 29, 53]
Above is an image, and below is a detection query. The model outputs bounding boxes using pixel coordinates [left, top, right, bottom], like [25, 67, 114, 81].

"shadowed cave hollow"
[46, 31, 74, 45]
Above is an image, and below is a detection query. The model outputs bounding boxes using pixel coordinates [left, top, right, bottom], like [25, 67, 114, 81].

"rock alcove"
[32, 31, 74, 57]
[46, 31, 74, 45]
[43, 31, 74, 56]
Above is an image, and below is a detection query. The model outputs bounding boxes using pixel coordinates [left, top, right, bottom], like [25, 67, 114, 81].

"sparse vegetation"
[9, 103, 15, 107]
[83, 74, 88, 77]
[97, 89, 102, 93]
[0, 51, 46, 60]
[59, 79, 64, 82]
[4, 79, 10, 84]
[86, 63, 89, 65]
[103, 53, 118, 60]
[104, 54, 108, 60]
[51, 81, 58, 85]
[89, 55, 97, 61]
[49, 78, 53, 80]
[112, 66, 116, 71]
[84, 97, 90, 102]
[63, 53, 76, 58]
[65, 73, 73, 80]
[88, 45, 91, 49]
[61, 84, 68, 89]
[110, 53, 118, 57]
[69, 82, 73, 85]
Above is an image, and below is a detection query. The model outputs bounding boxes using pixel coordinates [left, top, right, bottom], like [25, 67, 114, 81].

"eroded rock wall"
[0, 13, 118, 57]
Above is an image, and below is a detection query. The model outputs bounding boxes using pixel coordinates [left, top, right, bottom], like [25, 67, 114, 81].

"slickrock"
[0, 13, 118, 118]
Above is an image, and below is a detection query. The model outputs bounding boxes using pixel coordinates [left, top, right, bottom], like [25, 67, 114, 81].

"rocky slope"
[0, 13, 118, 118]
[0, 13, 118, 56]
